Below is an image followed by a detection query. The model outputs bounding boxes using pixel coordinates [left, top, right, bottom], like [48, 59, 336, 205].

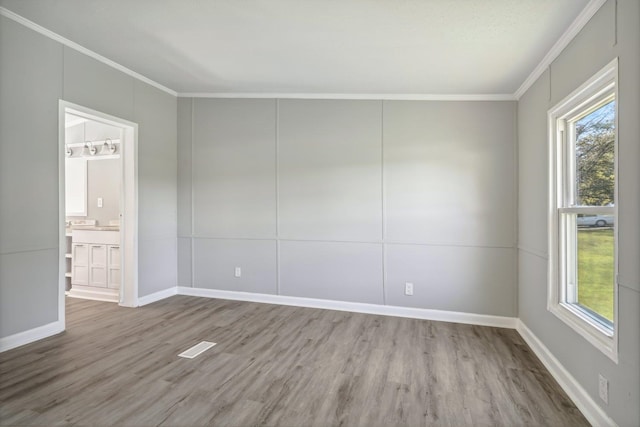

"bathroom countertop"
[68, 226, 120, 232]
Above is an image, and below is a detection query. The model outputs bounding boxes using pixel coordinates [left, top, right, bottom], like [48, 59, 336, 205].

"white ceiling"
[0, 0, 591, 95]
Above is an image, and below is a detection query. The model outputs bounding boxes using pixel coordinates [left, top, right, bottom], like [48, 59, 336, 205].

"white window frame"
[548, 58, 619, 363]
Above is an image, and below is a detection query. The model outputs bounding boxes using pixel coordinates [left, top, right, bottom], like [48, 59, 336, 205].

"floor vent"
[178, 341, 217, 359]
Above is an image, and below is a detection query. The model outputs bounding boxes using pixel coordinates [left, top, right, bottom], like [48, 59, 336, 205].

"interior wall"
[63, 47, 178, 298]
[517, 1, 639, 425]
[65, 119, 120, 144]
[0, 15, 178, 339]
[0, 15, 63, 338]
[178, 98, 517, 317]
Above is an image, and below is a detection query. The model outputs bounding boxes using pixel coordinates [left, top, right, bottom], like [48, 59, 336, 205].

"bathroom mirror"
[65, 158, 88, 216]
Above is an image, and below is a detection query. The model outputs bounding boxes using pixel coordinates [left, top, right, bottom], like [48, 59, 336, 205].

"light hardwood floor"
[0, 296, 588, 426]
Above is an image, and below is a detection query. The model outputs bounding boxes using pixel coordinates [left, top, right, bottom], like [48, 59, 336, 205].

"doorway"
[58, 101, 138, 327]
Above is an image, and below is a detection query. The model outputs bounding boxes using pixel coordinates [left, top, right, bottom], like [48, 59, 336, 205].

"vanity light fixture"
[83, 141, 97, 156]
[100, 138, 117, 155]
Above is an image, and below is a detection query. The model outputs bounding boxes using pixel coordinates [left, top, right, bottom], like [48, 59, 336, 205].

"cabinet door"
[71, 243, 89, 285]
[107, 245, 121, 289]
[89, 244, 107, 287]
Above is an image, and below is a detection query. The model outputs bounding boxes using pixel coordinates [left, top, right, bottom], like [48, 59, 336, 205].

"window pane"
[575, 100, 615, 206]
[576, 225, 614, 323]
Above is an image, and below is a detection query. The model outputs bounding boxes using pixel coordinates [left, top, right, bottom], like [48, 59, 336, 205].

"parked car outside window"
[576, 214, 614, 227]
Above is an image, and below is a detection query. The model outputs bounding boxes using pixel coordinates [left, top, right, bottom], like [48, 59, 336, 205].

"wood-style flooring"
[0, 296, 588, 426]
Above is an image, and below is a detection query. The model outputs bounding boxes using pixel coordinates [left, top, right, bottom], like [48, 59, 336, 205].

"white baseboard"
[67, 287, 119, 303]
[0, 320, 64, 353]
[177, 286, 517, 329]
[138, 286, 178, 306]
[516, 320, 617, 427]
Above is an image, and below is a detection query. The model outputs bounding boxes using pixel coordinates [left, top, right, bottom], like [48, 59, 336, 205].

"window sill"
[548, 302, 618, 363]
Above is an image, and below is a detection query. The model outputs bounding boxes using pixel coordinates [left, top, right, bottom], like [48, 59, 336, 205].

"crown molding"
[514, 0, 608, 100]
[178, 92, 516, 101]
[0, 6, 177, 97]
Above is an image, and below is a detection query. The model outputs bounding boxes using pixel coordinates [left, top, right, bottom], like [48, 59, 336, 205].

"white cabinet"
[71, 230, 120, 293]
[71, 243, 89, 285]
[107, 245, 121, 289]
[89, 244, 108, 287]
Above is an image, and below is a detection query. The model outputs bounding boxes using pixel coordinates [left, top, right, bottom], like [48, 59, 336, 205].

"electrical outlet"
[404, 282, 414, 296]
[234, 267, 241, 278]
[598, 374, 608, 404]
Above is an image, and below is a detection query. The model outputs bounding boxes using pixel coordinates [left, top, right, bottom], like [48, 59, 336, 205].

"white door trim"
[58, 101, 139, 329]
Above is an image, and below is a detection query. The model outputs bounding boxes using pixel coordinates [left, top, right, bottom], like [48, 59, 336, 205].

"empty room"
[0, 0, 638, 426]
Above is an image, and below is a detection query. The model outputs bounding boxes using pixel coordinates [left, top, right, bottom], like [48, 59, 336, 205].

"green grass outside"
[577, 228, 614, 322]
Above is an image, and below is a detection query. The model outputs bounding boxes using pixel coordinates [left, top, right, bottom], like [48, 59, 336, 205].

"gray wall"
[517, 1, 639, 425]
[178, 98, 517, 317]
[0, 15, 178, 339]
[65, 119, 121, 144]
